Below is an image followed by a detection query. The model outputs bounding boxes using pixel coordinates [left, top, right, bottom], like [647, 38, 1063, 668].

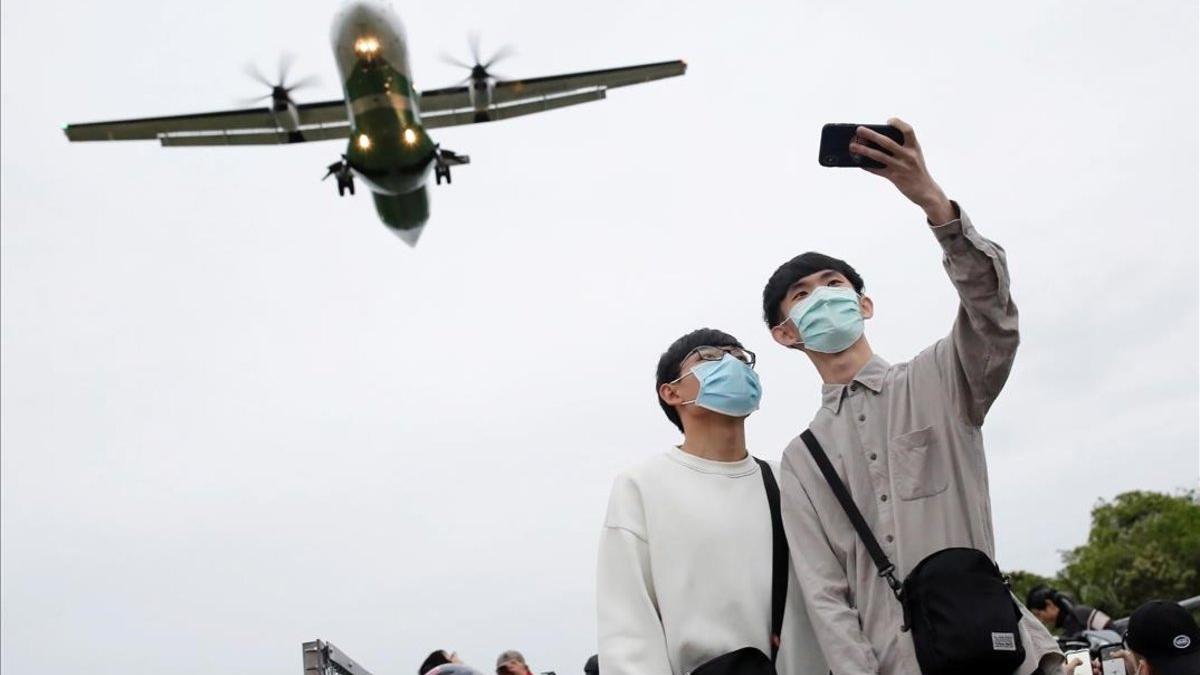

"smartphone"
[1100, 645, 1127, 675]
[818, 123, 905, 169]
[1064, 649, 1092, 675]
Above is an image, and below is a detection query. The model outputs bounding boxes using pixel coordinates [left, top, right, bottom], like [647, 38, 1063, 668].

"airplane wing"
[418, 59, 685, 126]
[64, 100, 350, 146]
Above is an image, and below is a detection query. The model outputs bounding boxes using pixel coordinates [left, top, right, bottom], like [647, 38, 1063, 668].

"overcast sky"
[2, 0, 1197, 673]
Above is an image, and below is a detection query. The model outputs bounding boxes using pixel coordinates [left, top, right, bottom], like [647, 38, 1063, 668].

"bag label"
[991, 632, 1017, 651]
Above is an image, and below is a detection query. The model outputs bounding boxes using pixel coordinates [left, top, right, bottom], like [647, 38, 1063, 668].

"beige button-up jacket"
[778, 208, 1061, 675]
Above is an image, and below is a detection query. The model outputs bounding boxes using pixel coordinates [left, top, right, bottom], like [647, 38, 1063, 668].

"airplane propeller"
[240, 53, 319, 109]
[440, 33, 514, 84]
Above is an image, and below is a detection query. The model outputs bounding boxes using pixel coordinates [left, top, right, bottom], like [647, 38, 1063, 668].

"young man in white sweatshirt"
[596, 328, 827, 675]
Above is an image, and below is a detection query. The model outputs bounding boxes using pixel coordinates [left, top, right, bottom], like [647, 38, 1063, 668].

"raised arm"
[779, 452, 880, 675]
[596, 478, 673, 675]
[852, 119, 1018, 425]
[927, 210, 1019, 425]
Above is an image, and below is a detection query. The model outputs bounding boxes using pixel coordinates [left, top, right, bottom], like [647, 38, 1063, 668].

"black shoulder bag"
[691, 458, 789, 675]
[800, 429, 1026, 675]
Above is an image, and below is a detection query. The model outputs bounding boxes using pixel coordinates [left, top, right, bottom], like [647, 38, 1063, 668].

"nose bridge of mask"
[690, 353, 761, 416]
[789, 285, 865, 353]
[790, 285, 859, 325]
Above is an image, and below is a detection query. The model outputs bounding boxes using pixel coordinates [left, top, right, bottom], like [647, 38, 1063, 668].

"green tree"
[1059, 490, 1200, 618]
[1007, 569, 1059, 607]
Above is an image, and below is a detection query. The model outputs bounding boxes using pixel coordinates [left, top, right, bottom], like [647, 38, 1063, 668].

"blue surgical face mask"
[787, 286, 864, 354]
[676, 353, 762, 417]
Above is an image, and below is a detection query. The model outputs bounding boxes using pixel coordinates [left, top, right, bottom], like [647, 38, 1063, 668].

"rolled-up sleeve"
[926, 205, 1019, 426]
[780, 451, 879, 675]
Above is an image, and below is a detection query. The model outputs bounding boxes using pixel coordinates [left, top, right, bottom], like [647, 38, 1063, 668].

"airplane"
[63, 1, 686, 246]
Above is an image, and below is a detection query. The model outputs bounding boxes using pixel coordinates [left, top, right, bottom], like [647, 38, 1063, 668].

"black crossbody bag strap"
[799, 429, 903, 598]
[754, 458, 788, 663]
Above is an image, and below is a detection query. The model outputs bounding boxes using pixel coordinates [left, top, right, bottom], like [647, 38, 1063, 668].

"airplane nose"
[331, 1, 402, 55]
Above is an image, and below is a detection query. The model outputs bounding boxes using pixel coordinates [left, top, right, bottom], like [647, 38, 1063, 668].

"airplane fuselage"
[331, 2, 435, 240]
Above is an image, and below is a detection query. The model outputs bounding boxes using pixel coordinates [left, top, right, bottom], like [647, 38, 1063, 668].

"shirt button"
[850, 383, 858, 392]
[858, 414, 866, 422]
[886, 534, 895, 543]
[869, 453, 878, 461]
[881, 494, 889, 502]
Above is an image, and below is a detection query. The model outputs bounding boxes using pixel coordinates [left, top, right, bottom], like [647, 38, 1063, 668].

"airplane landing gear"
[322, 156, 354, 196]
[434, 145, 470, 186]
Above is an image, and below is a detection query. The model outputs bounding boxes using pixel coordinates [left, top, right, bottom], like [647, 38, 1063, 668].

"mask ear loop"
[667, 370, 699, 405]
[773, 316, 805, 349]
[669, 354, 730, 405]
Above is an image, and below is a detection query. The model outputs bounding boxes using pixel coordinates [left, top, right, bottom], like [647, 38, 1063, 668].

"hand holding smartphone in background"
[1100, 645, 1128, 675]
[1064, 649, 1093, 675]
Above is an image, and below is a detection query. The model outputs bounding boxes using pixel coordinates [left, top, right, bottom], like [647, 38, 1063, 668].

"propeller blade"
[244, 62, 274, 88]
[236, 93, 275, 106]
[482, 44, 515, 69]
[439, 52, 471, 69]
[467, 31, 482, 65]
[284, 74, 320, 93]
[278, 52, 295, 87]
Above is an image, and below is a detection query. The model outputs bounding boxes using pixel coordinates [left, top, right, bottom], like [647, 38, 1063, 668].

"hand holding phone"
[1100, 645, 1128, 675]
[816, 118, 955, 224]
[818, 123, 905, 169]
[1064, 649, 1092, 675]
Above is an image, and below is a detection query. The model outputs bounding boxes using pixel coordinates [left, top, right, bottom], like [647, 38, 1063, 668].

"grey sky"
[2, 0, 1197, 673]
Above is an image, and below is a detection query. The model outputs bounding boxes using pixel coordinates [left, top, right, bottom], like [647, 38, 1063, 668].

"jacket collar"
[820, 355, 889, 414]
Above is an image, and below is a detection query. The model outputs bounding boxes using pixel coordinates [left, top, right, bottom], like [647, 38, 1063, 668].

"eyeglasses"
[681, 345, 756, 369]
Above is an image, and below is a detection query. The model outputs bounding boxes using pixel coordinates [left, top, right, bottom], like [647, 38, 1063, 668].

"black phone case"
[819, 123, 905, 169]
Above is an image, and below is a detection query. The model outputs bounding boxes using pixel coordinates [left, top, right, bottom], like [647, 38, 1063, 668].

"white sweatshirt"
[597, 446, 829, 675]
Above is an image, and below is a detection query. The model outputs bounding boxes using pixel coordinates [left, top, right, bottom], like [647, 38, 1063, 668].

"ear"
[659, 381, 684, 407]
[860, 294, 875, 320]
[771, 320, 800, 348]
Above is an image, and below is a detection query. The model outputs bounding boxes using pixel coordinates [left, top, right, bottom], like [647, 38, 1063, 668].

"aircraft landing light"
[402, 128, 417, 145]
[354, 36, 381, 55]
[357, 133, 372, 150]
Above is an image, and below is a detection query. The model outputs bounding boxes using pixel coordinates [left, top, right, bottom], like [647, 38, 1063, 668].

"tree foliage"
[1006, 490, 1199, 621]
[1007, 569, 1059, 608]
[1059, 490, 1200, 618]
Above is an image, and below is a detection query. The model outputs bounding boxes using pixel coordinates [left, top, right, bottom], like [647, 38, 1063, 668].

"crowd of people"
[416, 648, 598, 675]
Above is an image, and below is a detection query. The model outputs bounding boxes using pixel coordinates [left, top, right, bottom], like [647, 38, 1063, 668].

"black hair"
[655, 328, 743, 432]
[419, 650, 451, 675]
[1025, 585, 1073, 613]
[761, 252, 865, 328]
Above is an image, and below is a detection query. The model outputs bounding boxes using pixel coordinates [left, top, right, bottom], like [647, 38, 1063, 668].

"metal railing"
[303, 640, 377, 675]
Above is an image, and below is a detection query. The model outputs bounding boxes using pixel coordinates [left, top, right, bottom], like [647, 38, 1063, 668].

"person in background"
[1026, 586, 1115, 637]
[1119, 600, 1200, 675]
[582, 654, 598, 675]
[420, 650, 482, 675]
[496, 650, 534, 675]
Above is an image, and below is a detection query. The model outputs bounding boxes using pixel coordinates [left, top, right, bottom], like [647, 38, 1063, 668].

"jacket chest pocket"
[889, 426, 949, 500]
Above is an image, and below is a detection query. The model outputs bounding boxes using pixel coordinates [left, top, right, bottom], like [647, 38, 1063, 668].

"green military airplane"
[64, 1, 686, 245]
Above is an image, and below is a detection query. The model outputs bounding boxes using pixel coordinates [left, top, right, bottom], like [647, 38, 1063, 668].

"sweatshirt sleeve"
[597, 476, 673, 675]
[779, 451, 880, 675]
[922, 204, 1020, 427]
